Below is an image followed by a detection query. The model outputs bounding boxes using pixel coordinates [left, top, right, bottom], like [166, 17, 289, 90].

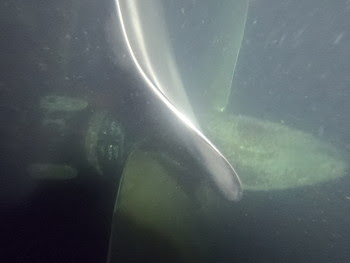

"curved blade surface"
[115, 0, 242, 201]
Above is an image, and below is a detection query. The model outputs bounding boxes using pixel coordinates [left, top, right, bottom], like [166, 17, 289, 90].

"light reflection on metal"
[115, 0, 242, 201]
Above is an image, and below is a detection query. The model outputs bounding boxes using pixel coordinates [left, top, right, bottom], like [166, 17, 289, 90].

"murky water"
[1, 1, 350, 262]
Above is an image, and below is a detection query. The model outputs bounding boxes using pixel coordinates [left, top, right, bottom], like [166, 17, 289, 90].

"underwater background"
[1, 0, 350, 262]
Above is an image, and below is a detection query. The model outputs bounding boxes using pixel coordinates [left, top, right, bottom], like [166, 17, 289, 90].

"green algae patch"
[203, 113, 348, 191]
[40, 95, 88, 112]
[28, 163, 77, 180]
